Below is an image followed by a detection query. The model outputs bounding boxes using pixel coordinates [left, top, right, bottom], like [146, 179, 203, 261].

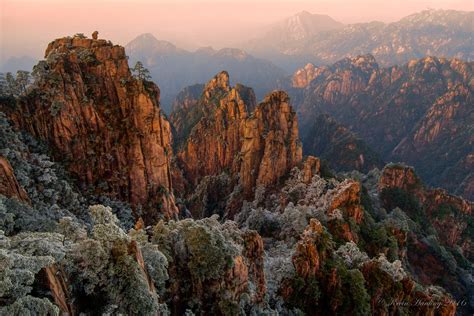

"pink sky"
[1, 0, 473, 63]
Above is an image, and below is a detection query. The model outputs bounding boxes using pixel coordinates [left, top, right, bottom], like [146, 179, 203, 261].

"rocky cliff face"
[391, 82, 474, 199]
[0, 156, 29, 203]
[175, 72, 248, 188]
[377, 164, 473, 311]
[292, 63, 320, 88]
[2, 35, 177, 223]
[292, 55, 474, 199]
[173, 73, 302, 207]
[240, 91, 302, 197]
[302, 114, 384, 173]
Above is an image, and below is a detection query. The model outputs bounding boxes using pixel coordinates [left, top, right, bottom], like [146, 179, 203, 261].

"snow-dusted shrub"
[335, 241, 369, 268]
[374, 254, 407, 282]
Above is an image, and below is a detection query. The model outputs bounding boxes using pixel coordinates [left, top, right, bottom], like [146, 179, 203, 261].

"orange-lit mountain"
[289, 54, 473, 200]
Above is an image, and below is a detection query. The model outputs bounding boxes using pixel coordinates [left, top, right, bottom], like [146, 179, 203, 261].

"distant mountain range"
[0, 56, 37, 73]
[243, 9, 474, 71]
[125, 33, 286, 112]
[244, 11, 344, 53]
[2, 9, 472, 112]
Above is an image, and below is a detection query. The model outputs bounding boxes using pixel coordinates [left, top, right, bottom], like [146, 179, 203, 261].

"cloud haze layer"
[1, 0, 472, 64]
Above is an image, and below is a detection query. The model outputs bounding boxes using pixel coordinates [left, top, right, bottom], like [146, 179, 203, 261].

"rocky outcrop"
[328, 179, 364, 224]
[281, 217, 457, 315]
[392, 83, 474, 200]
[240, 91, 302, 197]
[302, 156, 320, 184]
[176, 72, 248, 188]
[41, 265, 74, 315]
[242, 230, 266, 303]
[0, 156, 29, 203]
[292, 55, 473, 199]
[292, 218, 323, 278]
[378, 164, 425, 201]
[379, 164, 472, 213]
[3, 35, 177, 224]
[292, 63, 322, 88]
[174, 73, 302, 203]
[379, 164, 473, 258]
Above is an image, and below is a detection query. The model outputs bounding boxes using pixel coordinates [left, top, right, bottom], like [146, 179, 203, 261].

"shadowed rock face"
[301, 114, 384, 173]
[2, 36, 177, 223]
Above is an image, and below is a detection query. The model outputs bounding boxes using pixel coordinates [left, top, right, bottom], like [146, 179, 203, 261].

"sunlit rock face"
[293, 54, 473, 199]
[172, 72, 302, 212]
[2, 35, 177, 223]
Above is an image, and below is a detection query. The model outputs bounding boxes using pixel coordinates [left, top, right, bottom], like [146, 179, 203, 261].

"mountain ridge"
[288, 54, 474, 200]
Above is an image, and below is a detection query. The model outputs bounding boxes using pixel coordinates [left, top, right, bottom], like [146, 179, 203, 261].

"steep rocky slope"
[302, 114, 384, 173]
[0, 35, 177, 223]
[172, 72, 302, 217]
[291, 54, 473, 199]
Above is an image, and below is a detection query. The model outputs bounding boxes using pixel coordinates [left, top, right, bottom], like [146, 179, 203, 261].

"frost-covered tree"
[335, 241, 369, 268]
[31, 61, 49, 84]
[64, 205, 165, 315]
[0, 230, 63, 315]
[5, 72, 17, 96]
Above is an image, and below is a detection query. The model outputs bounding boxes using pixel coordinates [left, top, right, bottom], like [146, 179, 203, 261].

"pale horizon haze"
[1, 0, 473, 65]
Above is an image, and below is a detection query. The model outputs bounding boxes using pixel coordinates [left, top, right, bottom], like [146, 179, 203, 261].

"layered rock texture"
[172, 72, 302, 206]
[1, 35, 177, 223]
[292, 54, 473, 199]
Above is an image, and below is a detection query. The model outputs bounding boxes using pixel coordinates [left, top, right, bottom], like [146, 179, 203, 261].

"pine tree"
[132, 61, 151, 81]
[15, 70, 30, 95]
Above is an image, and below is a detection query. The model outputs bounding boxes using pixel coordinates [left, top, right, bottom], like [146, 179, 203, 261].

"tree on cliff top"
[132, 61, 151, 81]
